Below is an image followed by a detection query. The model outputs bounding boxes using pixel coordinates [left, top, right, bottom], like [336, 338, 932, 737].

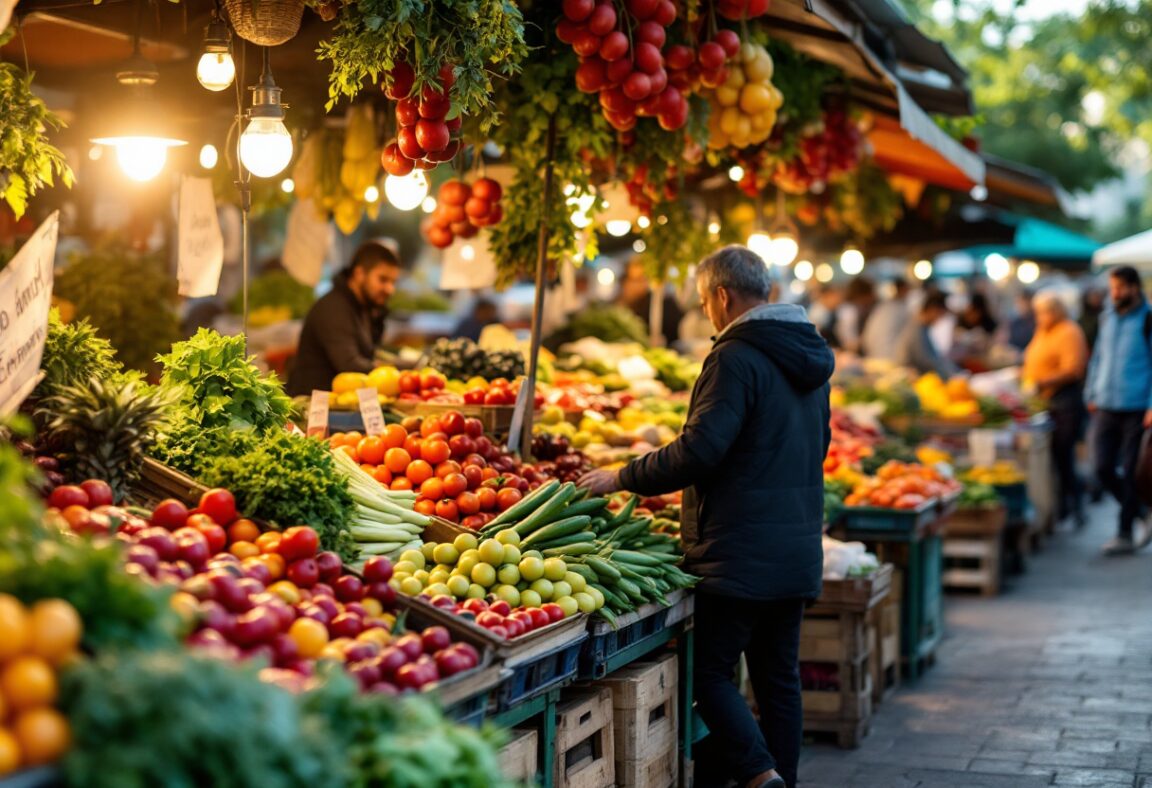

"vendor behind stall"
[286, 240, 401, 396]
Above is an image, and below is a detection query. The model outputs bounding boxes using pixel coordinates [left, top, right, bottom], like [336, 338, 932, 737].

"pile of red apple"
[380, 62, 462, 176]
[424, 594, 568, 640]
[47, 485, 483, 695]
[424, 177, 505, 249]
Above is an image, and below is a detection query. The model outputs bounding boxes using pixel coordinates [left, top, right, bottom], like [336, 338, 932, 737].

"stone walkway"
[799, 499, 1152, 787]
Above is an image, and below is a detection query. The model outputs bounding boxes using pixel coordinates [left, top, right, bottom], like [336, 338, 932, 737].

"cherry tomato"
[496, 488, 523, 511]
[277, 526, 320, 562]
[456, 491, 480, 516]
[435, 500, 460, 522]
[421, 440, 450, 465]
[198, 488, 237, 526]
[442, 473, 469, 498]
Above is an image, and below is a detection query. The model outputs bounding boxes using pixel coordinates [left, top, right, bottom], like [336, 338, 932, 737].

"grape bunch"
[558, 0, 690, 132]
[773, 107, 865, 194]
[704, 41, 783, 149]
[379, 62, 463, 176]
[423, 177, 505, 249]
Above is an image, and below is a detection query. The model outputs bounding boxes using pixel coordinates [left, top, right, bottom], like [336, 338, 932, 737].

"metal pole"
[518, 114, 558, 459]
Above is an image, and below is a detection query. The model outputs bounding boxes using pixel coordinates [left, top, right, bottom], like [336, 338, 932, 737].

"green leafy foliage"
[34, 308, 122, 400]
[426, 337, 524, 380]
[61, 651, 343, 788]
[957, 481, 1002, 509]
[0, 419, 44, 537]
[642, 347, 701, 392]
[197, 431, 358, 562]
[54, 246, 181, 372]
[228, 271, 316, 320]
[158, 329, 294, 435]
[487, 52, 613, 285]
[545, 304, 651, 351]
[0, 52, 74, 218]
[318, 0, 528, 127]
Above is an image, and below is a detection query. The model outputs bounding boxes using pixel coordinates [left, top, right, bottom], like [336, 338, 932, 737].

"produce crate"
[579, 592, 689, 680]
[942, 505, 1007, 597]
[391, 401, 516, 437]
[867, 576, 901, 704]
[599, 654, 679, 788]
[499, 728, 540, 783]
[495, 635, 588, 712]
[554, 687, 616, 788]
[131, 457, 208, 508]
[840, 498, 939, 534]
[809, 565, 893, 615]
[798, 604, 875, 748]
[420, 516, 471, 545]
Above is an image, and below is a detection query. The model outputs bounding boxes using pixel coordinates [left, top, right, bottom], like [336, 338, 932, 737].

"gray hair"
[1034, 290, 1067, 318]
[697, 245, 773, 300]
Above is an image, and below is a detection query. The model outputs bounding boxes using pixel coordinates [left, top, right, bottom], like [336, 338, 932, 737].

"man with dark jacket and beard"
[287, 241, 401, 396]
[579, 245, 834, 788]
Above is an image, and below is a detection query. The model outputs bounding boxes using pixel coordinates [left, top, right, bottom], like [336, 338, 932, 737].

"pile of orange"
[844, 461, 962, 510]
[0, 595, 81, 776]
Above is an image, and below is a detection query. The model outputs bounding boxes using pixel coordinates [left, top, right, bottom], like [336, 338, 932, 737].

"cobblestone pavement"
[798, 500, 1152, 788]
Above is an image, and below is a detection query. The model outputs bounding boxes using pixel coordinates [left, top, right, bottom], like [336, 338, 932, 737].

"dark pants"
[694, 592, 806, 788]
[1048, 389, 1085, 523]
[1092, 409, 1146, 537]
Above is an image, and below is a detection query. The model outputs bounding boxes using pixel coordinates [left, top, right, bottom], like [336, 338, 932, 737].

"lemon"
[446, 575, 470, 598]
[497, 564, 521, 586]
[543, 557, 568, 582]
[494, 585, 521, 607]
[432, 543, 460, 566]
[399, 549, 426, 570]
[551, 581, 572, 600]
[399, 577, 424, 596]
[471, 563, 497, 588]
[520, 590, 542, 608]
[466, 583, 488, 599]
[501, 545, 522, 565]
[519, 557, 545, 582]
[495, 529, 521, 547]
[453, 533, 479, 554]
[563, 571, 587, 593]
[555, 596, 579, 617]
[529, 578, 554, 601]
[478, 539, 506, 566]
[573, 592, 597, 614]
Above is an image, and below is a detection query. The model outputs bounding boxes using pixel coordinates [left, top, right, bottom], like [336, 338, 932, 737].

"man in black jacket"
[287, 241, 401, 396]
[580, 245, 833, 788]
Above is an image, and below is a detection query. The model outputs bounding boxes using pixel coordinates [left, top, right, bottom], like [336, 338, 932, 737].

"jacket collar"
[714, 302, 809, 341]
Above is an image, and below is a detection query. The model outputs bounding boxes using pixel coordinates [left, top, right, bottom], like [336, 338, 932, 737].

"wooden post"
[516, 114, 558, 459]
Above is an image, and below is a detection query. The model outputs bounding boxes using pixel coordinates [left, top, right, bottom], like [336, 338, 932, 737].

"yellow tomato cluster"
[916, 446, 954, 467]
[914, 373, 980, 419]
[0, 596, 81, 776]
[705, 43, 784, 149]
[963, 461, 1026, 485]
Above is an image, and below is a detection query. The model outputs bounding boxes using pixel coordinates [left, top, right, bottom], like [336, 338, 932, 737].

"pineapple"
[36, 376, 172, 502]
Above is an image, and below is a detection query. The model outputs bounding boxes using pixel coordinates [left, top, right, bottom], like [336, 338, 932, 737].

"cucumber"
[560, 498, 610, 518]
[590, 517, 609, 533]
[611, 550, 665, 567]
[585, 556, 622, 582]
[614, 577, 645, 603]
[543, 543, 598, 557]
[521, 514, 593, 547]
[565, 563, 600, 583]
[608, 496, 638, 526]
[533, 531, 599, 550]
[512, 483, 579, 536]
[591, 583, 628, 610]
[482, 480, 560, 531]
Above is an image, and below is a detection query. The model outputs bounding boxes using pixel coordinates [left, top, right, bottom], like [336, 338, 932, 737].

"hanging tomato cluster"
[704, 41, 783, 149]
[773, 106, 865, 193]
[423, 178, 505, 248]
[559, 0, 690, 132]
[379, 62, 463, 176]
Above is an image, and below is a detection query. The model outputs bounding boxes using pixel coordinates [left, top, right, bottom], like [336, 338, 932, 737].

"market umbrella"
[1091, 228, 1152, 270]
[965, 213, 1102, 271]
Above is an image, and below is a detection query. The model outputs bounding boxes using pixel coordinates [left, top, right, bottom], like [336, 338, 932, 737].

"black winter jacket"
[287, 272, 387, 396]
[618, 304, 834, 600]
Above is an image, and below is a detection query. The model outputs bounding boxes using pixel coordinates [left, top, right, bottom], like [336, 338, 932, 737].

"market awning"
[764, 0, 985, 189]
[862, 204, 1016, 259]
[984, 154, 1069, 212]
[1092, 228, 1152, 269]
[966, 213, 1102, 270]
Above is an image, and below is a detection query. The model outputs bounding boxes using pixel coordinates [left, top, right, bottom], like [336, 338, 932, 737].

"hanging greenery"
[0, 30, 74, 218]
[317, 0, 528, 126]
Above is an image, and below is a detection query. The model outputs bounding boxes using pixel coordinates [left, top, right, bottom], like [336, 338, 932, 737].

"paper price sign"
[357, 388, 387, 436]
[0, 212, 59, 416]
[307, 390, 331, 438]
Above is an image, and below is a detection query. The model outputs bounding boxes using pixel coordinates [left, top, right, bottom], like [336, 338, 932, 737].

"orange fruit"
[26, 600, 82, 666]
[384, 447, 412, 474]
[390, 477, 414, 492]
[381, 424, 408, 450]
[0, 657, 56, 711]
[405, 460, 434, 486]
[228, 519, 261, 544]
[255, 532, 282, 554]
[229, 541, 260, 560]
[12, 708, 70, 766]
[0, 595, 30, 661]
[372, 466, 393, 485]
[0, 728, 20, 775]
[337, 445, 360, 463]
[288, 618, 329, 659]
[357, 436, 386, 466]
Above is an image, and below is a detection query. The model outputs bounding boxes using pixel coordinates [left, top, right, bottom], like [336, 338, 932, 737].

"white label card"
[357, 387, 386, 436]
[307, 390, 331, 438]
[0, 212, 59, 416]
[176, 176, 224, 297]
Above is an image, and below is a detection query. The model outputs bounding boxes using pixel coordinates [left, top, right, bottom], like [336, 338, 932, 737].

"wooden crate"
[942, 505, 1006, 597]
[800, 606, 874, 748]
[600, 654, 679, 788]
[499, 728, 538, 783]
[867, 581, 901, 705]
[555, 688, 615, 788]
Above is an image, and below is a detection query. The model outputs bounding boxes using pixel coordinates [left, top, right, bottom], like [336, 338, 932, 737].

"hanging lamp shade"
[223, 0, 304, 46]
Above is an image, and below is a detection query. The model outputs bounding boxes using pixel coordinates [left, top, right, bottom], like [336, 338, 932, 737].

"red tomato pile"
[423, 177, 505, 249]
[380, 62, 461, 175]
[844, 461, 962, 510]
[47, 486, 483, 695]
[329, 412, 532, 529]
[426, 595, 566, 640]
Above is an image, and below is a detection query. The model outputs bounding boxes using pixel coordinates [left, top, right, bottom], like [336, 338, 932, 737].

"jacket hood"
[715, 303, 835, 391]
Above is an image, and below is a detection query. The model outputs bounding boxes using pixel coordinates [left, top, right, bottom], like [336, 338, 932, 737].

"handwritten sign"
[283, 199, 332, 287]
[0, 212, 59, 416]
[177, 176, 224, 297]
[357, 388, 386, 436]
[306, 390, 331, 438]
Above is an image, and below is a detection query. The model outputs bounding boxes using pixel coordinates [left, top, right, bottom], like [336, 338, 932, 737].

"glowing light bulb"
[421, 196, 437, 213]
[114, 138, 170, 182]
[597, 267, 616, 286]
[606, 220, 631, 237]
[239, 116, 293, 178]
[815, 263, 835, 283]
[728, 165, 745, 182]
[747, 232, 772, 263]
[632, 239, 647, 253]
[985, 253, 1010, 282]
[383, 171, 428, 211]
[840, 247, 865, 275]
[636, 216, 651, 229]
[794, 260, 814, 281]
[281, 178, 295, 193]
[707, 221, 721, 235]
[199, 144, 218, 170]
[769, 234, 799, 267]
[1017, 261, 1040, 284]
[197, 51, 235, 92]
[461, 244, 475, 261]
[364, 184, 380, 203]
[913, 259, 933, 281]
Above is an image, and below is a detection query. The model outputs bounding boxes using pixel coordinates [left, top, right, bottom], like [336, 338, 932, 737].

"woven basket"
[224, 0, 305, 47]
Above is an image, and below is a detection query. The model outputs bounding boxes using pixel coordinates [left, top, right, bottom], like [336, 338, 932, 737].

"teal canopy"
[967, 215, 1102, 270]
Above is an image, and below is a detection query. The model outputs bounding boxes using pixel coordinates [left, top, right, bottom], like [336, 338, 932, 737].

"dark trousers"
[1092, 409, 1146, 536]
[1048, 391, 1085, 522]
[694, 592, 806, 788]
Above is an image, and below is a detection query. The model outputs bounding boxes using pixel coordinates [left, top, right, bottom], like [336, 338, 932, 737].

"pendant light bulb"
[114, 137, 170, 182]
[239, 49, 293, 178]
[197, 14, 235, 91]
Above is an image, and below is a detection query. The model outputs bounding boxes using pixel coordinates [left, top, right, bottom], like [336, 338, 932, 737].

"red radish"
[418, 90, 451, 119]
[426, 225, 454, 248]
[573, 31, 603, 57]
[465, 197, 492, 220]
[714, 29, 741, 57]
[472, 178, 502, 202]
[653, 0, 676, 24]
[623, 72, 652, 100]
[437, 62, 456, 90]
[395, 97, 420, 127]
[397, 127, 425, 160]
[606, 57, 634, 85]
[626, 0, 659, 20]
[648, 68, 668, 94]
[556, 17, 583, 44]
[665, 44, 695, 70]
[80, 479, 114, 507]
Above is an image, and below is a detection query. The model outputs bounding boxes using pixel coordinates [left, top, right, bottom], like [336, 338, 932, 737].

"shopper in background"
[618, 256, 684, 347]
[895, 292, 959, 377]
[579, 245, 833, 788]
[453, 297, 500, 342]
[831, 277, 876, 354]
[807, 284, 844, 350]
[1006, 289, 1036, 351]
[861, 278, 911, 360]
[287, 240, 401, 396]
[1023, 292, 1089, 527]
[952, 292, 999, 372]
[1085, 265, 1152, 555]
[1080, 287, 1105, 351]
